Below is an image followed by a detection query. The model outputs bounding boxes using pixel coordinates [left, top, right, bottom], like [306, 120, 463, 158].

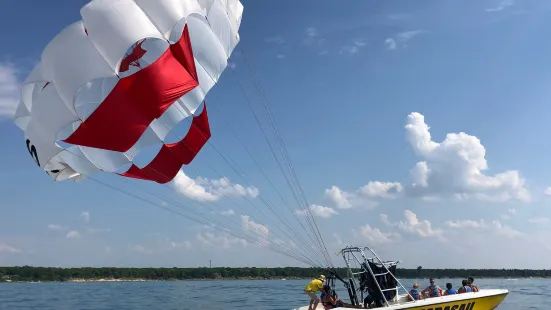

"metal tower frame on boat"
[339, 245, 416, 307]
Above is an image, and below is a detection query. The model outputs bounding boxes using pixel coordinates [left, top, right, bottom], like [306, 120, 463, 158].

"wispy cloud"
[276, 54, 286, 60]
[86, 228, 111, 234]
[339, 39, 367, 55]
[220, 209, 235, 216]
[305, 27, 317, 39]
[170, 240, 192, 250]
[47, 224, 67, 231]
[486, 0, 514, 12]
[265, 35, 285, 45]
[387, 13, 410, 20]
[303, 27, 326, 46]
[385, 29, 428, 50]
[80, 211, 90, 223]
[0, 243, 21, 254]
[0, 63, 20, 118]
[385, 38, 397, 50]
[129, 244, 152, 254]
[66, 230, 81, 239]
[528, 217, 549, 224]
[197, 232, 247, 249]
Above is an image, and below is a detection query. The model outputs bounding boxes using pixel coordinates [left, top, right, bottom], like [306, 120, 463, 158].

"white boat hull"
[294, 289, 508, 310]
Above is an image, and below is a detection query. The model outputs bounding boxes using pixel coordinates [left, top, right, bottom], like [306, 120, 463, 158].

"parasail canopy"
[13, 0, 244, 184]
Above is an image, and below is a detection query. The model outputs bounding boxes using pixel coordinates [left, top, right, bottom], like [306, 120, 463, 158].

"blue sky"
[2, 0, 551, 269]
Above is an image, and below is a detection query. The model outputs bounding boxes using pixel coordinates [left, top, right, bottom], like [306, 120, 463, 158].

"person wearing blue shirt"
[443, 283, 457, 295]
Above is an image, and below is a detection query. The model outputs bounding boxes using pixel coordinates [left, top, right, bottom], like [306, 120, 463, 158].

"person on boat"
[407, 282, 422, 301]
[319, 285, 362, 309]
[443, 283, 457, 295]
[421, 278, 442, 298]
[457, 279, 472, 293]
[363, 294, 374, 308]
[467, 277, 479, 292]
[304, 275, 326, 310]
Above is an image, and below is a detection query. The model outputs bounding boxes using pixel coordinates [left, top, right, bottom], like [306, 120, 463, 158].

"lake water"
[0, 278, 547, 309]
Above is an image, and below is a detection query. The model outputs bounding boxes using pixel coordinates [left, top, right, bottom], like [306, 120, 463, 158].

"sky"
[2, 0, 551, 269]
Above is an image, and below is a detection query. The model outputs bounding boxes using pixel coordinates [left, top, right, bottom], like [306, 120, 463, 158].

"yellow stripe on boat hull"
[394, 292, 508, 310]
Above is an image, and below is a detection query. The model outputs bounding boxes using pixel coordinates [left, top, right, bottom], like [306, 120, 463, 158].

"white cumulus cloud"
[378, 210, 444, 243]
[353, 224, 400, 245]
[360, 181, 403, 198]
[241, 215, 269, 241]
[324, 186, 353, 209]
[405, 112, 530, 203]
[444, 219, 522, 238]
[295, 204, 338, 219]
[172, 170, 259, 202]
[323, 181, 402, 210]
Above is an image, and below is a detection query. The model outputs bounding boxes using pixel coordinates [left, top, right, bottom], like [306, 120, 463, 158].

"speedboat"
[294, 245, 508, 310]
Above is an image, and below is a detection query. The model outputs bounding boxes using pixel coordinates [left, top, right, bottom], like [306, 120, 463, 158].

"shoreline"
[2, 276, 549, 283]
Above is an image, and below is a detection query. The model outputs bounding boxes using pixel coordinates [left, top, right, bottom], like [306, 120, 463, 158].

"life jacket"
[429, 285, 440, 297]
[320, 293, 334, 309]
[445, 289, 457, 295]
[410, 289, 420, 300]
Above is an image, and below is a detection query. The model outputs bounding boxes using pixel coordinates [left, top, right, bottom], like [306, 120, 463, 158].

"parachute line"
[232, 46, 335, 269]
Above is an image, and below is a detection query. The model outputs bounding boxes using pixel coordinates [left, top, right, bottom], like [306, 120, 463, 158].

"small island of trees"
[0, 266, 550, 282]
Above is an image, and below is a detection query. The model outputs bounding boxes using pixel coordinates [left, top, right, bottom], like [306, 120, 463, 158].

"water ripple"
[0, 278, 548, 310]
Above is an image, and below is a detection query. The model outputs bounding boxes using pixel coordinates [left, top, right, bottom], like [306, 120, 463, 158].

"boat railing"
[339, 245, 416, 307]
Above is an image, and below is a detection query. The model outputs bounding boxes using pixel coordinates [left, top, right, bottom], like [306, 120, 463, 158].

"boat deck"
[293, 289, 509, 310]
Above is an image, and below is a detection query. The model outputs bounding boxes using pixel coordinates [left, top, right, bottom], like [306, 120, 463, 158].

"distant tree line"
[0, 266, 549, 282]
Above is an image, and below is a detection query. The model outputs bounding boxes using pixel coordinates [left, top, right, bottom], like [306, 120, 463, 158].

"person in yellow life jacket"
[304, 275, 326, 310]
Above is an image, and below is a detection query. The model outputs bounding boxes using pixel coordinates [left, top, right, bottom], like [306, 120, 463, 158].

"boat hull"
[294, 289, 508, 310]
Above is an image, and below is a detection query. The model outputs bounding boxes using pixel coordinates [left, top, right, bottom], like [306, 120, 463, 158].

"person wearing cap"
[407, 282, 422, 301]
[304, 275, 326, 310]
[421, 278, 442, 298]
